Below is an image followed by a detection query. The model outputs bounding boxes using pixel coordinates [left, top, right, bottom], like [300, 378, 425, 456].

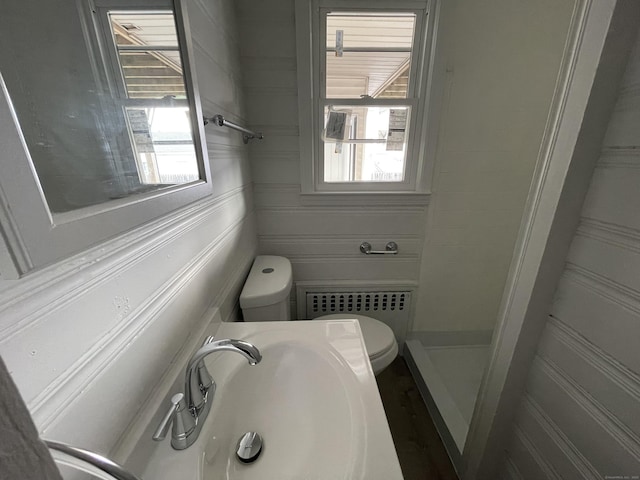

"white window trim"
[295, 0, 444, 199]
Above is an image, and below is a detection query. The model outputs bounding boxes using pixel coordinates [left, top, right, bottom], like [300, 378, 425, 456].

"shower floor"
[425, 345, 489, 423]
[404, 338, 491, 471]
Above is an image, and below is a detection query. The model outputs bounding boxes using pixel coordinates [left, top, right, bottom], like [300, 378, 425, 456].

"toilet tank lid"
[240, 256, 293, 309]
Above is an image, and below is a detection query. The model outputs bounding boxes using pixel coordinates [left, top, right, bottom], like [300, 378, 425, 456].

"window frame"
[296, 0, 442, 196]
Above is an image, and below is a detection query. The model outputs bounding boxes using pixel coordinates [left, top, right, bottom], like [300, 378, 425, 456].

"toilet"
[239, 255, 398, 375]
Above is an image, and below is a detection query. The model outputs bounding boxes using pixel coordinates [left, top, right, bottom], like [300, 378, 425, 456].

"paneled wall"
[236, 0, 427, 318]
[500, 27, 640, 479]
[0, 0, 256, 459]
[413, 0, 576, 332]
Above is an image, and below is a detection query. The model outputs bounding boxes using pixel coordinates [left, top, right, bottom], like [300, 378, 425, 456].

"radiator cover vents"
[306, 291, 409, 316]
[304, 291, 412, 344]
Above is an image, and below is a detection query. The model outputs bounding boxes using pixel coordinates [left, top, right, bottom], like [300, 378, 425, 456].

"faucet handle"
[153, 393, 184, 441]
[152, 393, 195, 448]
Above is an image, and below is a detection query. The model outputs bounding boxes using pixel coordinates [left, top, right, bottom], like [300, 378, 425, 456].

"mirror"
[0, 0, 207, 213]
[0, 0, 213, 278]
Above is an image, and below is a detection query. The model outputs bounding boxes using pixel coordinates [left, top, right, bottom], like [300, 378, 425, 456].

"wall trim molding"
[0, 185, 250, 337]
[192, 0, 239, 48]
[598, 148, 640, 168]
[564, 263, 640, 315]
[259, 233, 421, 241]
[577, 218, 640, 254]
[503, 456, 525, 480]
[204, 141, 246, 153]
[200, 97, 249, 129]
[30, 210, 253, 429]
[522, 393, 599, 478]
[248, 127, 300, 136]
[547, 317, 640, 403]
[535, 355, 640, 461]
[192, 39, 242, 86]
[294, 276, 417, 287]
[513, 425, 562, 480]
[289, 255, 420, 262]
[299, 192, 431, 207]
[257, 205, 428, 214]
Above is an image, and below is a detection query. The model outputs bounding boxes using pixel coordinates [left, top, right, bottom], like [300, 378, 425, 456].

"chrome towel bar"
[204, 114, 263, 144]
[360, 241, 398, 255]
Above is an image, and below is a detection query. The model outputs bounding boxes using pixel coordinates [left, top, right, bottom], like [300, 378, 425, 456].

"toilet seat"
[313, 314, 398, 374]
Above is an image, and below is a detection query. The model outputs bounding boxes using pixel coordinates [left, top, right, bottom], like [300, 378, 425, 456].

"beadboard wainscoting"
[0, 0, 257, 463]
[237, 0, 428, 332]
[499, 24, 640, 479]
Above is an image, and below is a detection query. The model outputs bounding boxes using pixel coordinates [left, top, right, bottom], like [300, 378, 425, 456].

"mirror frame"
[0, 0, 212, 278]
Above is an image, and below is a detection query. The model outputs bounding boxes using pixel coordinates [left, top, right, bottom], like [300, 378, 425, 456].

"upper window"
[297, 0, 439, 194]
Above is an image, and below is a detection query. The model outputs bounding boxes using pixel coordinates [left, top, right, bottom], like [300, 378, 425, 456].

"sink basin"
[140, 320, 403, 480]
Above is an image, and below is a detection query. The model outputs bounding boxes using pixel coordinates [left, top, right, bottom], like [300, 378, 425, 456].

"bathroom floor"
[376, 357, 458, 480]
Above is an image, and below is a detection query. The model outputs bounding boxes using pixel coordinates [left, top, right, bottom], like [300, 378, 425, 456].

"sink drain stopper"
[236, 432, 263, 463]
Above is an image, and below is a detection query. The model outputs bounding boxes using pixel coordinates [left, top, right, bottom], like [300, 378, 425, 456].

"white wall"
[236, 0, 428, 319]
[0, 0, 257, 459]
[413, 0, 576, 332]
[499, 26, 640, 479]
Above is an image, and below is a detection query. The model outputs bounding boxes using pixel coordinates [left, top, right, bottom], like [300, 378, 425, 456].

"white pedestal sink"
[139, 320, 403, 480]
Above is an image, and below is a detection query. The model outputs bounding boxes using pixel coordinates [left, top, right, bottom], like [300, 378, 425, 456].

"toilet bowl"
[312, 313, 398, 375]
[239, 255, 398, 375]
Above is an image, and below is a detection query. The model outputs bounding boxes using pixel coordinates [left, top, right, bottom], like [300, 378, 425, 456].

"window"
[296, 0, 441, 195]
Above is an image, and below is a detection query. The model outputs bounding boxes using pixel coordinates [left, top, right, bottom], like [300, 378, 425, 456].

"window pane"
[323, 106, 409, 182]
[110, 12, 185, 99]
[117, 50, 185, 99]
[326, 13, 415, 49]
[326, 52, 410, 98]
[126, 107, 199, 185]
[325, 13, 415, 99]
[110, 13, 179, 48]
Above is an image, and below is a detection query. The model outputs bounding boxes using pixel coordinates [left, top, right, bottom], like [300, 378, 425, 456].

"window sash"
[315, 7, 426, 190]
[319, 7, 424, 100]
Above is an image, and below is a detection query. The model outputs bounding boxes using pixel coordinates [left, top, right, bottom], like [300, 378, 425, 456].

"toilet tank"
[240, 256, 292, 321]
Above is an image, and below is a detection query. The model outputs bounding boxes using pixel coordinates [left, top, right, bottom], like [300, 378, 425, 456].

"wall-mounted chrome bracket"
[360, 241, 398, 255]
[203, 114, 263, 144]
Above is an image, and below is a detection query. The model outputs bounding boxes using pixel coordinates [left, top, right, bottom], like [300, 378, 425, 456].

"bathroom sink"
[139, 320, 403, 480]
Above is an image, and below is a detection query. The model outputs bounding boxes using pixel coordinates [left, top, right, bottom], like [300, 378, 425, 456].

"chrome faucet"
[153, 337, 261, 450]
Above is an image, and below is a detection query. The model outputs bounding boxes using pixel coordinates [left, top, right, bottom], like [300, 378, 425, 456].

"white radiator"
[304, 291, 411, 344]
